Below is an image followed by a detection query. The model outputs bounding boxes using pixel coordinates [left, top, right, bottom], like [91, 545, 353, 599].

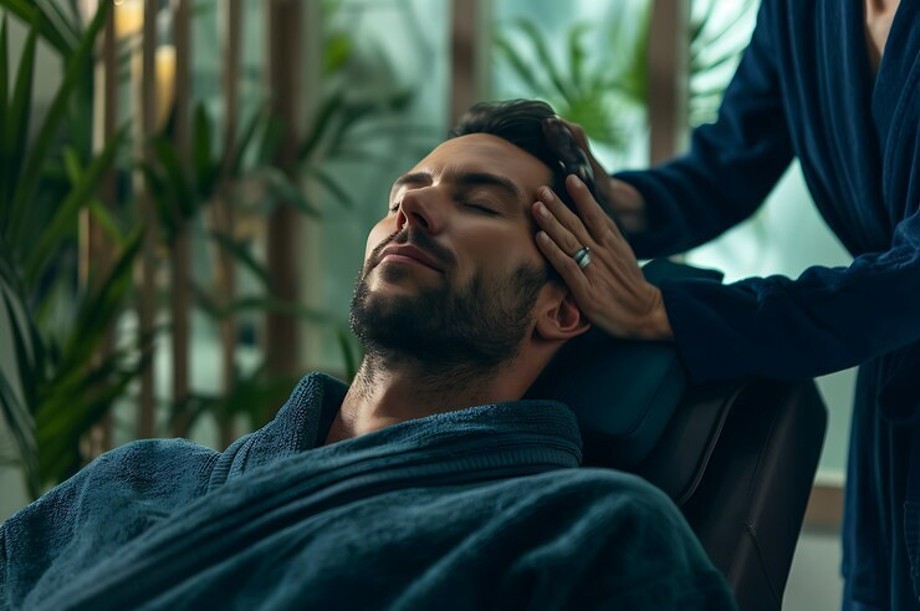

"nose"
[395, 187, 444, 234]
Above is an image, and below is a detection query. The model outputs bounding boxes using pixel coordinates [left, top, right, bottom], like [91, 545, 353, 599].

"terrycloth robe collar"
[34, 373, 583, 610]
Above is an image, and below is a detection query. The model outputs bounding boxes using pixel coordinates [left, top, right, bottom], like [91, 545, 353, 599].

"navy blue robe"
[615, 0, 920, 608]
[0, 374, 736, 610]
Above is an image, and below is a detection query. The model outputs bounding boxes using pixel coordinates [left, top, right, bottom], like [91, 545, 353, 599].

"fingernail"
[537, 231, 550, 243]
[567, 174, 583, 188]
[539, 187, 553, 203]
[535, 201, 550, 218]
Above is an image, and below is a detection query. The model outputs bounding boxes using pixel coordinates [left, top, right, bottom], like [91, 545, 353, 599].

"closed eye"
[461, 201, 500, 215]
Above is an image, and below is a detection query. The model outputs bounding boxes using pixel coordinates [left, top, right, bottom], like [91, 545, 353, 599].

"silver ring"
[573, 246, 591, 269]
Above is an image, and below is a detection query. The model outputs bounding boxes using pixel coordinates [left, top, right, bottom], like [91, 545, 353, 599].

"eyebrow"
[391, 170, 524, 202]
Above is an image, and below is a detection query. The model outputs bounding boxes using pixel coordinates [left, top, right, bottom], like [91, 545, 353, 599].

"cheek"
[365, 219, 394, 260]
[461, 225, 545, 277]
[475, 224, 541, 258]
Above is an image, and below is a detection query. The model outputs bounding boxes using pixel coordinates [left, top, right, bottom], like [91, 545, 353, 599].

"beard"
[349, 231, 548, 375]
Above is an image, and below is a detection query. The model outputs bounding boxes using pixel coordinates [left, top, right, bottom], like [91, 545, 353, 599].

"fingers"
[560, 120, 613, 195]
[535, 230, 590, 291]
[534, 186, 591, 256]
[537, 174, 624, 254]
[564, 175, 622, 243]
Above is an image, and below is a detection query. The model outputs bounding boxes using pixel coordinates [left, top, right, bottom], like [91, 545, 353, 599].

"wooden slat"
[265, 0, 302, 383]
[170, 0, 192, 438]
[82, 0, 118, 458]
[216, 0, 242, 448]
[137, 0, 159, 439]
[647, 0, 689, 163]
[449, 0, 490, 125]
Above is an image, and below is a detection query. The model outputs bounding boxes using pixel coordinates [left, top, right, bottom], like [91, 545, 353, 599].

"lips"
[378, 244, 445, 272]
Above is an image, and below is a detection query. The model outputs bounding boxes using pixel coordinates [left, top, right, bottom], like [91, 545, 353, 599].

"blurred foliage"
[494, 10, 648, 152]
[688, 0, 759, 126]
[0, 1, 143, 496]
[0, 0, 417, 495]
[494, 0, 758, 152]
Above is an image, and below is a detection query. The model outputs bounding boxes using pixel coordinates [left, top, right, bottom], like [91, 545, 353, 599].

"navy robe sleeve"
[615, 0, 794, 259]
[614, 0, 920, 383]
[660, 211, 920, 381]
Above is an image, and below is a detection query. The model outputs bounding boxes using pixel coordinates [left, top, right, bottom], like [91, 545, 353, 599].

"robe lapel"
[817, 0, 886, 245]
[871, 0, 920, 216]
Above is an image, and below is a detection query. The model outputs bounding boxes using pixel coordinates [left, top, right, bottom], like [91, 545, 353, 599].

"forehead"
[408, 133, 553, 197]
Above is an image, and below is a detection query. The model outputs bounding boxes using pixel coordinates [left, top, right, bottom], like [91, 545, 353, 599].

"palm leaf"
[0, 286, 40, 494]
[36, 360, 141, 484]
[514, 18, 575, 104]
[0, 15, 9, 208]
[0, 364, 40, 496]
[493, 33, 548, 95]
[2, 288, 40, 411]
[0, 0, 74, 56]
[566, 23, 591, 100]
[192, 102, 218, 197]
[87, 199, 126, 247]
[2, 13, 36, 227]
[227, 103, 270, 176]
[298, 90, 346, 162]
[303, 165, 354, 209]
[207, 230, 270, 287]
[23, 124, 128, 286]
[7, 0, 110, 242]
[57, 228, 142, 375]
[260, 166, 321, 218]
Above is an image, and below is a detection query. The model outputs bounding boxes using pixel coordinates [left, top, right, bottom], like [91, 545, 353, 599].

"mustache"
[366, 228, 456, 271]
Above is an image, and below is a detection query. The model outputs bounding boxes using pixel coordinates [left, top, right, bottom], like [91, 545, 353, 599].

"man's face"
[350, 133, 556, 369]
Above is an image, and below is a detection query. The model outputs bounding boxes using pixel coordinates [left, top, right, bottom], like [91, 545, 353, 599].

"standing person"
[531, 0, 920, 608]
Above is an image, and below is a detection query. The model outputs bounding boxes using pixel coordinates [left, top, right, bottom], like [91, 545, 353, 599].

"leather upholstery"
[527, 260, 828, 610]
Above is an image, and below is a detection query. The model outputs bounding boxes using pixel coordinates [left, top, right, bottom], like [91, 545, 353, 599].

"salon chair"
[527, 259, 828, 611]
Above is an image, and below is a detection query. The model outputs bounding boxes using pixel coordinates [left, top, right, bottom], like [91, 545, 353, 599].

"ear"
[534, 284, 591, 342]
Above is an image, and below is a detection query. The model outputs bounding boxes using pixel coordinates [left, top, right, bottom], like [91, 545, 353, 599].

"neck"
[324, 353, 530, 445]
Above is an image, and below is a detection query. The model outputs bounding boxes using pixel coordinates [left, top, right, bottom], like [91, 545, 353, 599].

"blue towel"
[1, 373, 736, 610]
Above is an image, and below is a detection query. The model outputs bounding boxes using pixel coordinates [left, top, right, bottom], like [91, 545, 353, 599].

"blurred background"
[0, 1, 849, 607]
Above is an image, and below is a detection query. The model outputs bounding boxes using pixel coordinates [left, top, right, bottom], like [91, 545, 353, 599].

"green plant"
[494, 11, 648, 153]
[0, 0, 426, 496]
[688, 0, 758, 126]
[0, 1, 144, 496]
[493, 1, 758, 152]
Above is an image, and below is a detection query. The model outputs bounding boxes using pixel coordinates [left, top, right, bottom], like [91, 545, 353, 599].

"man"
[0, 100, 735, 610]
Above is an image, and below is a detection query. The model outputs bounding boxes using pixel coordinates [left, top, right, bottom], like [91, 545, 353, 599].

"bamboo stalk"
[170, 0, 193, 438]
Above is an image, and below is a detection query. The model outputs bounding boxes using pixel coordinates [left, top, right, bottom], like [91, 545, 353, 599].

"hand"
[533, 174, 672, 341]
[561, 120, 647, 234]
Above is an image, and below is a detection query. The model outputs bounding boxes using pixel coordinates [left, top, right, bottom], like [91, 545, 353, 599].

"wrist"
[608, 178, 647, 234]
[641, 287, 673, 341]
